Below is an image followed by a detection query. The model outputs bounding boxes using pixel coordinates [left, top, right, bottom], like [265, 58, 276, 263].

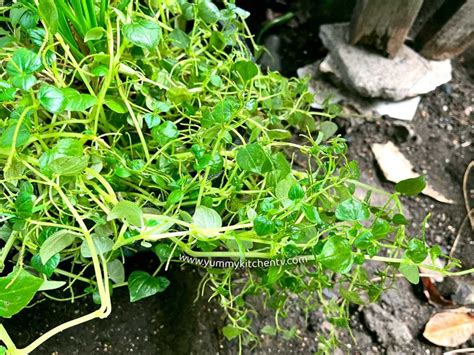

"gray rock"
[452, 280, 474, 306]
[259, 35, 282, 72]
[297, 63, 421, 121]
[363, 304, 413, 346]
[318, 23, 452, 101]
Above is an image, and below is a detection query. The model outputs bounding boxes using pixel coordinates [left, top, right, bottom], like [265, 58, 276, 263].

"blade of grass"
[68, 0, 88, 36]
[99, 0, 107, 28]
[85, 0, 98, 28]
[57, 11, 85, 59]
[55, 0, 85, 36]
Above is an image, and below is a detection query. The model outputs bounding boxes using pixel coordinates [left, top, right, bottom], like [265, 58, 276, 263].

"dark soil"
[3, 1, 473, 354]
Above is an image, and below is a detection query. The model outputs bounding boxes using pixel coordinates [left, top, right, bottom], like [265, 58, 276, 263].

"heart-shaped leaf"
[108, 201, 143, 227]
[38, 84, 66, 113]
[128, 271, 170, 302]
[335, 198, 370, 221]
[193, 206, 222, 229]
[39, 230, 77, 263]
[0, 268, 43, 318]
[122, 19, 161, 50]
[236, 143, 273, 175]
[31, 253, 60, 277]
[319, 236, 353, 273]
[395, 176, 426, 196]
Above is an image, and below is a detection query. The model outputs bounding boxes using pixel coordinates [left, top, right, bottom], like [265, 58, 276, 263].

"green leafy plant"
[0, 0, 471, 353]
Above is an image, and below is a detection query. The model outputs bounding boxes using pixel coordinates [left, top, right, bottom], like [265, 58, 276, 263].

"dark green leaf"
[405, 239, 428, 263]
[0, 123, 30, 148]
[288, 183, 305, 200]
[233, 60, 258, 82]
[198, 0, 221, 24]
[15, 181, 33, 219]
[108, 201, 143, 227]
[429, 245, 442, 261]
[123, 19, 162, 50]
[371, 219, 390, 239]
[395, 176, 426, 196]
[38, 0, 58, 35]
[392, 213, 408, 225]
[399, 263, 419, 284]
[236, 143, 273, 174]
[320, 121, 338, 140]
[54, 138, 83, 156]
[84, 27, 105, 42]
[63, 88, 97, 111]
[264, 265, 284, 284]
[335, 198, 370, 221]
[0, 81, 16, 101]
[50, 156, 89, 176]
[212, 98, 239, 123]
[340, 288, 364, 305]
[169, 28, 190, 49]
[0, 268, 43, 318]
[302, 204, 322, 224]
[209, 31, 225, 50]
[11, 73, 37, 91]
[39, 138, 88, 176]
[39, 230, 77, 264]
[10, 5, 38, 29]
[80, 235, 114, 258]
[144, 113, 161, 129]
[151, 121, 179, 146]
[31, 253, 60, 277]
[128, 271, 170, 302]
[319, 236, 353, 273]
[222, 325, 241, 340]
[166, 190, 184, 207]
[153, 243, 175, 263]
[6, 48, 42, 77]
[104, 97, 127, 113]
[253, 215, 275, 236]
[354, 231, 373, 250]
[38, 84, 66, 113]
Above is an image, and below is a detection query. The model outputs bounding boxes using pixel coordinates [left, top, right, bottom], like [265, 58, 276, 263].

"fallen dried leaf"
[423, 308, 474, 347]
[371, 142, 454, 204]
[421, 277, 453, 307]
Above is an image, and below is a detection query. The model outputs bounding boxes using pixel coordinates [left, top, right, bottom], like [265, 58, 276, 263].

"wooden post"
[417, 0, 474, 60]
[349, 0, 424, 58]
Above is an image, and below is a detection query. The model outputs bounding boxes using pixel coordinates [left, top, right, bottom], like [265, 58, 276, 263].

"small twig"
[462, 161, 474, 229]
[370, 273, 436, 283]
[450, 209, 474, 258]
[444, 348, 474, 355]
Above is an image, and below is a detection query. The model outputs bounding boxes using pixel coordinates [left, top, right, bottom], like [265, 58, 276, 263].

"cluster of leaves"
[0, 0, 457, 353]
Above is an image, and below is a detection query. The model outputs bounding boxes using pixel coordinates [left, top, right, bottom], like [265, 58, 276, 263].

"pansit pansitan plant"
[0, 0, 471, 353]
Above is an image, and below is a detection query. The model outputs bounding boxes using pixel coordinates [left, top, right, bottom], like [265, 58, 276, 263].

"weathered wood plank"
[418, 0, 474, 60]
[349, 0, 423, 58]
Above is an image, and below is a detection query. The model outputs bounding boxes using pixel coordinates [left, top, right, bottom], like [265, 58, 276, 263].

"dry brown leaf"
[421, 277, 453, 307]
[371, 142, 454, 204]
[423, 308, 474, 347]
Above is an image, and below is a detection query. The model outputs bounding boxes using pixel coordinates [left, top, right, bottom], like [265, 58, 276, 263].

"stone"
[452, 282, 474, 305]
[297, 63, 421, 121]
[318, 23, 452, 101]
